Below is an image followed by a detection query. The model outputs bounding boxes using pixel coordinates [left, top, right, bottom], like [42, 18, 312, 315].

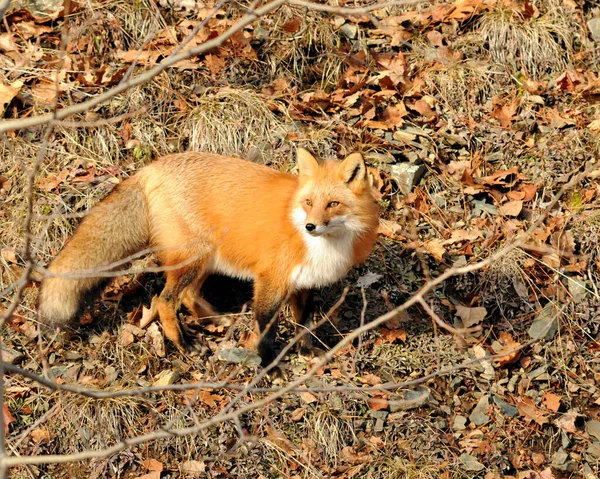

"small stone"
[152, 369, 181, 387]
[588, 18, 600, 41]
[492, 396, 518, 417]
[459, 453, 484, 471]
[388, 163, 427, 195]
[339, 23, 358, 39]
[469, 394, 490, 425]
[528, 304, 559, 340]
[453, 415, 467, 430]
[1, 346, 24, 365]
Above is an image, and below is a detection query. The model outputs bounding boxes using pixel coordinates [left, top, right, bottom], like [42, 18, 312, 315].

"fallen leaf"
[181, 460, 206, 475]
[459, 453, 484, 471]
[492, 97, 519, 128]
[355, 271, 383, 288]
[368, 396, 389, 411]
[517, 397, 549, 425]
[198, 390, 223, 408]
[493, 331, 521, 366]
[375, 327, 406, 344]
[0, 80, 23, 111]
[378, 219, 403, 238]
[136, 472, 161, 479]
[2, 404, 14, 434]
[423, 238, 446, 262]
[357, 373, 382, 386]
[555, 410, 584, 433]
[542, 392, 561, 413]
[205, 54, 225, 75]
[143, 458, 164, 472]
[300, 392, 318, 404]
[455, 305, 487, 328]
[291, 407, 306, 421]
[282, 16, 301, 33]
[30, 428, 55, 444]
[500, 200, 523, 217]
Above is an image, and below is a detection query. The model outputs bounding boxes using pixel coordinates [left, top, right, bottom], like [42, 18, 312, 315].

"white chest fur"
[289, 207, 356, 290]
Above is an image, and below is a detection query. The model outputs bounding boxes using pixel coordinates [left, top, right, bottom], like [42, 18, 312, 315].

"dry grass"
[257, 5, 344, 90]
[478, 1, 579, 79]
[182, 87, 289, 159]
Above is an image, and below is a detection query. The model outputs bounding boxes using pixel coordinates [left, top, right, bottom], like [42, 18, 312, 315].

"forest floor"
[2, 0, 600, 477]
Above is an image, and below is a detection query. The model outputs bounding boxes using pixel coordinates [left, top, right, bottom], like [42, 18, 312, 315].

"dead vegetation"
[2, 0, 600, 477]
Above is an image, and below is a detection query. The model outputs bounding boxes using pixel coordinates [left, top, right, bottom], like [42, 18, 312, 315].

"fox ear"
[297, 148, 320, 180]
[338, 152, 366, 187]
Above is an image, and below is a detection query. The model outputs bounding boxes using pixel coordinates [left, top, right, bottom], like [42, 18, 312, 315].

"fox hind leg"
[155, 262, 206, 353]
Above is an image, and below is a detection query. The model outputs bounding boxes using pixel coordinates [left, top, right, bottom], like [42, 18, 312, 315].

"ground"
[2, 0, 600, 477]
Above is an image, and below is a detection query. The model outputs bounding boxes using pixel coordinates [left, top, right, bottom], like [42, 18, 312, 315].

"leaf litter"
[2, 0, 600, 477]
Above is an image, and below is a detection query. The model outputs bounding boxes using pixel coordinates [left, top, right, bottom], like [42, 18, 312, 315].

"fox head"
[292, 148, 378, 238]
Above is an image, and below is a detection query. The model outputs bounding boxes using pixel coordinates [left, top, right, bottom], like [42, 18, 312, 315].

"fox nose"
[305, 223, 316, 232]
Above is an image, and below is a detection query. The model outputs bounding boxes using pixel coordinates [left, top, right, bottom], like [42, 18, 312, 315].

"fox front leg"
[290, 290, 325, 357]
[253, 278, 287, 367]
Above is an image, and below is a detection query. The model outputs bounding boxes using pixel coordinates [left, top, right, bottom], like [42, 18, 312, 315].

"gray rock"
[459, 453, 484, 471]
[388, 163, 426, 195]
[340, 23, 358, 40]
[469, 394, 490, 425]
[1, 346, 24, 365]
[217, 348, 261, 367]
[528, 304, 559, 340]
[453, 415, 467, 430]
[492, 396, 518, 417]
[588, 18, 600, 41]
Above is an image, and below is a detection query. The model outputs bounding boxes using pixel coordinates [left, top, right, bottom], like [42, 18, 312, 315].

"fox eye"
[327, 201, 340, 208]
[305, 199, 312, 206]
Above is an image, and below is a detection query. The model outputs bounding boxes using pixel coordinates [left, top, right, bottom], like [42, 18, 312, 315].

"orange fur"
[38, 149, 379, 365]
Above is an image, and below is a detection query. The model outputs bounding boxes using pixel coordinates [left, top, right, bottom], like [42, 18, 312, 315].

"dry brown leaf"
[30, 428, 55, 444]
[282, 16, 301, 33]
[375, 327, 406, 344]
[409, 99, 436, 120]
[555, 410, 583, 433]
[423, 238, 446, 262]
[300, 392, 318, 404]
[517, 397, 549, 426]
[542, 392, 561, 413]
[492, 97, 519, 128]
[455, 305, 487, 328]
[0, 33, 18, 52]
[442, 229, 483, 245]
[136, 473, 161, 479]
[377, 219, 403, 238]
[500, 200, 523, 217]
[0, 80, 23, 110]
[493, 331, 521, 366]
[181, 460, 206, 474]
[205, 54, 225, 75]
[2, 404, 14, 435]
[142, 458, 164, 472]
[198, 390, 223, 408]
[368, 396, 389, 411]
[357, 373, 382, 386]
[291, 407, 306, 421]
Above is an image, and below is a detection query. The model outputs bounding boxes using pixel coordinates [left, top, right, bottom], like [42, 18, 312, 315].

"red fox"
[38, 149, 379, 365]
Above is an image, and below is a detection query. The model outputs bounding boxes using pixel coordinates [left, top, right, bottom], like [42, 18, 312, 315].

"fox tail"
[38, 178, 149, 327]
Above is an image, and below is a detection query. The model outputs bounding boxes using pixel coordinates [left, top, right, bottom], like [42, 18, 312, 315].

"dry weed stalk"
[0, 0, 593, 475]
